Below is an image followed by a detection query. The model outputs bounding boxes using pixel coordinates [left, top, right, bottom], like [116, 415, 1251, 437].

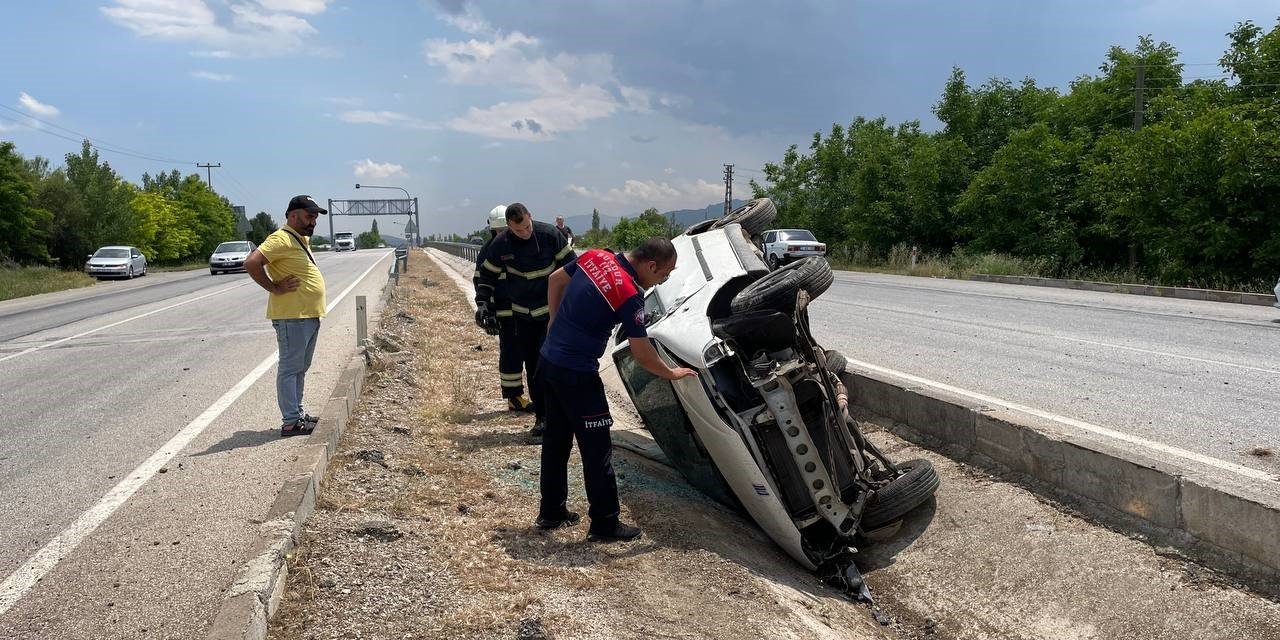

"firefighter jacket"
[475, 220, 576, 321]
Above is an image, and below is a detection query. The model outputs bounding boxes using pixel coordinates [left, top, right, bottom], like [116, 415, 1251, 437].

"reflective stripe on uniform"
[500, 372, 524, 388]
[496, 309, 514, 317]
[510, 303, 550, 317]
[505, 263, 555, 279]
[554, 244, 573, 261]
[481, 260, 502, 273]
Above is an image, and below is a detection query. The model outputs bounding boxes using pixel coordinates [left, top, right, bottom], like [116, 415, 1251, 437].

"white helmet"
[488, 205, 507, 230]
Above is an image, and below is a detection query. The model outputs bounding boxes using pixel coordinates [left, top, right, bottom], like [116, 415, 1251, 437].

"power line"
[0, 104, 196, 165]
[0, 112, 197, 167]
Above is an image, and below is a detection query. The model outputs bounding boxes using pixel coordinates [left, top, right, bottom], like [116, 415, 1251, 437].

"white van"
[334, 232, 356, 252]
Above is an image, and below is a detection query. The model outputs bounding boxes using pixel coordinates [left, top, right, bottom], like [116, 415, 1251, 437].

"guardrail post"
[356, 295, 367, 348]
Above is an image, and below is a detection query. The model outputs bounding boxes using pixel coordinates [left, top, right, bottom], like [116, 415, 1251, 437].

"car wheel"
[824, 349, 847, 375]
[684, 218, 717, 236]
[210, 269, 218, 275]
[860, 459, 940, 531]
[127, 265, 135, 279]
[729, 256, 833, 314]
[767, 254, 780, 271]
[711, 198, 777, 237]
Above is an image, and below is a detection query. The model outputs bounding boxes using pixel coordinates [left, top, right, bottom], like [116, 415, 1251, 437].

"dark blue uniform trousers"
[536, 359, 620, 531]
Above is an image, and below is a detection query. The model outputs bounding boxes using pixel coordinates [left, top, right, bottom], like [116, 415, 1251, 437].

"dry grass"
[0, 265, 95, 301]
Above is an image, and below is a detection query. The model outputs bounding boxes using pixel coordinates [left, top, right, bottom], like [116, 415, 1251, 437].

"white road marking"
[845, 356, 1276, 483]
[1058, 336, 1280, 376]
[0, 252, 391, 616]
[0, 281, 252, 363]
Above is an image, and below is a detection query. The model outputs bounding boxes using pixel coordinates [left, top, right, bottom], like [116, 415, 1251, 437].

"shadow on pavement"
[190, 428, 282, 457]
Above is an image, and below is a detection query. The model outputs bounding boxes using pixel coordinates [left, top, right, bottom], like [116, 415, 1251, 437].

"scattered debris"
[354, 450, 388, 467]
[517, 616, 550, 640]
[1026, 523, 1056, 535]
[391, 426, 411, 435]
[507, 460, 523, 471]
[1248, 447, 1273, 458]
[355, 521, 402, 542]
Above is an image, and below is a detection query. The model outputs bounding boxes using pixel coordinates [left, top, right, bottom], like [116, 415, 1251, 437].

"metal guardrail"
[424, 241, 481, 264]
[388, 246, 409, 285]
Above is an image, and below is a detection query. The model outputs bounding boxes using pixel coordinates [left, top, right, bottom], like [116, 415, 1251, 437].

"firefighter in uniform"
[473, 205, 522, 399]
[534, 237, 697, 541]
[474, 202, 576, 438]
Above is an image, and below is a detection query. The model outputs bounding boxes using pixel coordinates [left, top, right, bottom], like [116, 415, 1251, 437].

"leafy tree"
[175, 175, 235, 255]
[591, 208, 600, 231]
[0, 142, 52, 263]
[128, 191, 195, 261]
[610, 216, 660, 250]
[248, 211, 276, 244]
[64, 141, 135, 250]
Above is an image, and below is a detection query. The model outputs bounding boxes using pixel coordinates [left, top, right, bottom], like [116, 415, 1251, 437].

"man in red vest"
[535, 237, 697, 542]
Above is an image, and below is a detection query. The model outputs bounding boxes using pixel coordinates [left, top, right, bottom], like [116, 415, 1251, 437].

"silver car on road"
[209, 240, 256, 275]
[85, 246, 147, 279]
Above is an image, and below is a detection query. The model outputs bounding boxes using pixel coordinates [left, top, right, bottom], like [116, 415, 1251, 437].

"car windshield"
[94, 248, 130, 259]
[779, 230, 816, 242]
[215, 242, 251, 253]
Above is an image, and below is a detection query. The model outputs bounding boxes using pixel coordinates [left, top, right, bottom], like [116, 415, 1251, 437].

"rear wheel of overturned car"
[729, 256, 834, 314]
[712, 198, 777, 237]
[860, 459, 940, 531]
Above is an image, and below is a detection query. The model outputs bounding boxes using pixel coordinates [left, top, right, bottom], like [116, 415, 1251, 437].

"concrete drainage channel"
[847, 367, 1280, 589]
[204, 280, 392, 640]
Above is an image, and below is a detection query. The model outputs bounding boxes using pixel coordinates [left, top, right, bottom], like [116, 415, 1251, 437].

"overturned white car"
[611, 199, 938, 575]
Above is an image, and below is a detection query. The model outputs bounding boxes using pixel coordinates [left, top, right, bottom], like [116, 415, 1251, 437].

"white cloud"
[427, 155, 443, 163]
[18, 92, 59, 117]
[352, 159, 407, 179]
[563, 178, 723, 211]
[324, 96, 362, 106]
[422, 17, 652, 142]
[255, 0, 329, 14]
[101, 0, 329, 57]
[339, 110, 436, 130]
[191, 70, 233, 81]
[664, 167, 674, 175]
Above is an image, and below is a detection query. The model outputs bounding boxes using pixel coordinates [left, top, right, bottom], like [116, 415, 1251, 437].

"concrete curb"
[845, 366, 1280, 585]
[204, 300, 377, 639]
[969, 274, 1277, 307]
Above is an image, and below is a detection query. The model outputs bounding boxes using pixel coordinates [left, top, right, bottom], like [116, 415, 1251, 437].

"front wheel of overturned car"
[729, 256, 833, 314]
[712, 198, 777, 237]
[860, 459, 940, 531]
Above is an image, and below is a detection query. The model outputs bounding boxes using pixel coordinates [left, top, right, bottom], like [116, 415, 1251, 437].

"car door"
[130, 248, 142, 271]
[762, 231, 777, 258]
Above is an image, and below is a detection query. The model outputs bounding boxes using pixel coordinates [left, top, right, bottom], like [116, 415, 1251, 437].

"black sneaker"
[536, 511, 581, 530]
[526, 417, 546, 443]
[587, 521, 642, 543]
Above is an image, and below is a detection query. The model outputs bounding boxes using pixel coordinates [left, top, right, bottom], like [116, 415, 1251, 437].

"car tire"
[127, 265, 135, 279]
[729, 256, 833, 314]
[861, 459, 940, 531]
[824, 349, 847, 375]
[210, 269, 219, 275]
[712, 198, 777, 237]
[684, 219, 717, 236]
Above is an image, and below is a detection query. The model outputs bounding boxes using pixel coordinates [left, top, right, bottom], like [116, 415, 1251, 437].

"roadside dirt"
[268, 256, 894, 640]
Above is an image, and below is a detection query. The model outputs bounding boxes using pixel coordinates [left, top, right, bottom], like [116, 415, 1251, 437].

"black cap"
[286, 195, 327, 215]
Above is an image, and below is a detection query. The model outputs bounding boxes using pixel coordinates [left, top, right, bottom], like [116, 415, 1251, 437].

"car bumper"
[210, 261, 246, 271]
[86, 266, 129, 276]
[781, 251, 827, 261]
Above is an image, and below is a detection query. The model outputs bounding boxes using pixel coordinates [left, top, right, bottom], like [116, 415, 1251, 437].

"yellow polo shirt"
[260, 226, 327, 320]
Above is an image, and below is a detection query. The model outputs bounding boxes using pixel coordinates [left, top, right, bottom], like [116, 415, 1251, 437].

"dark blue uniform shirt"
[540, 251, 647, 372]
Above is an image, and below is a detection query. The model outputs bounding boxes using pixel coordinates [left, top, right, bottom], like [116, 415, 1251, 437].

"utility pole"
[723, 163, 734, 216]
[1127, 63, 1145, 271]
[197, 162, 221, 187]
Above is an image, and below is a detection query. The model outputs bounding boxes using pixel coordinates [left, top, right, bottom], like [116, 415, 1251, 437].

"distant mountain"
[560, 199, 748, 235]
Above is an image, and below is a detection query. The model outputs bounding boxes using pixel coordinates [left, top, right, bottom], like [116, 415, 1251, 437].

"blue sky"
[1, 1, 1276, 237]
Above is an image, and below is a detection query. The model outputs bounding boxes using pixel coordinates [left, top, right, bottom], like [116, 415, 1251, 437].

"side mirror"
[86, 254, 93, 261]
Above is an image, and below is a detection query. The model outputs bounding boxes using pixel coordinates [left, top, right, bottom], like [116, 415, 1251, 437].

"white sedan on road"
[761, 229, 826, 271]
[85, 246, 147, 279]
[1274, 277, 1279, 309]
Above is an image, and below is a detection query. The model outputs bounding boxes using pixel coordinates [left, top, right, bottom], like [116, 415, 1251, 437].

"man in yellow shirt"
[244, 195, 328, 436]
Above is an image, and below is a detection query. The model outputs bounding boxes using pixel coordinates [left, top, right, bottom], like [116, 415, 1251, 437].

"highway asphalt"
[0, 249, 393, 639]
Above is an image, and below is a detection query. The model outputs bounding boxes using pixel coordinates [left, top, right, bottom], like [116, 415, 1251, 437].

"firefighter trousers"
[498, 316, 547, 417]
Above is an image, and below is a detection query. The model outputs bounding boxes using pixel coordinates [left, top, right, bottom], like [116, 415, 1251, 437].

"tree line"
[0, 140, 265, 267]
[750, 20, 1280, 289]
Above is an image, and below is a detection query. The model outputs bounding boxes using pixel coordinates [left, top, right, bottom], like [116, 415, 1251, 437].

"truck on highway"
[333, 232, 356, 252]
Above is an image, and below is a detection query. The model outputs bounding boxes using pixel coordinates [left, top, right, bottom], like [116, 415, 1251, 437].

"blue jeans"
[272, 318, 320, 423]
